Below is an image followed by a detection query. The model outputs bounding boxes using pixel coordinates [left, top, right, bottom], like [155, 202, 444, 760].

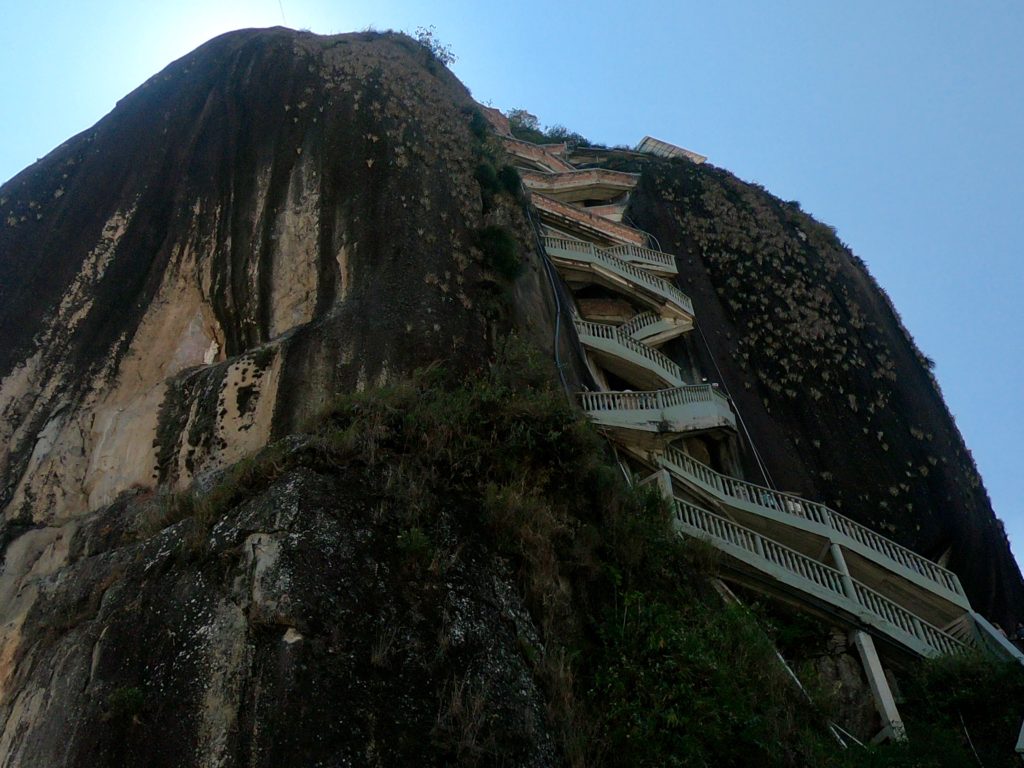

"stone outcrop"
[619, 159, 1024, 626]
[0, 28, 505, 523]
[0, 29, 558, 758]
[0, 464, 557, 766]
[0, 24, 1021, 768]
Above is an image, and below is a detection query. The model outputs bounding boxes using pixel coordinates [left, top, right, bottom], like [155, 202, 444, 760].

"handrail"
[661, 446, 966, 599]
[676, 500, 847, 595]
[673, 499, 966, 657]
[573, 318, 683, 385]
[619, 311, 660, 338]
[972, 612, 1024, 663]
[499, 137, 574, 171]
[851, 581, 962, 656]
[533, 195, 647, 246]
[543, 235, 694, 315]
[604, 243, 676, 270]
[520, 167, 640, 187]
[578, 384, 730, 414]
[941, 614, 977, 648]
[543, 235, 593, 255]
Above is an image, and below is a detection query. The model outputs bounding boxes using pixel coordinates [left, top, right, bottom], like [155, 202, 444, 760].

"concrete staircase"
[494, 124, 1022, 748]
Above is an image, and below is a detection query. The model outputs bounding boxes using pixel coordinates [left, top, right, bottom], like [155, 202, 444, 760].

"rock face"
[0, 24, 1021, 768]
[0, 464, 557, 766]
[0, 28, 503, 524]
[619, 161, 1024, 625]
[0, 28, 562, 762]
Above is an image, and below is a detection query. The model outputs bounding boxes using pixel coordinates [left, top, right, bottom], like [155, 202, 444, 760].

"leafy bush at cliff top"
[506, 108, 593, 147]
[414, 25, 456, 66]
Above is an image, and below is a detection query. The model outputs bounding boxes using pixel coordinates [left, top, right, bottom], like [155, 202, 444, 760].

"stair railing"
[673, 499, 966, 657]
[661, 446, 966, 599]
[573, 319, 683, 385]
[542, 235, 694, 315]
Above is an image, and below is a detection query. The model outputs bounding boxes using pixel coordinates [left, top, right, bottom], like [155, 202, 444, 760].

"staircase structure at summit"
[484, 108, 1024, 746]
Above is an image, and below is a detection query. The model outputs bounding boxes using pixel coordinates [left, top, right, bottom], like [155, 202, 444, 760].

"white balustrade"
[543, 235, 693, 315]
[673, 499, 966, 657]
[619, 311, 661, 338]
[661, 446, 966, 600]
[578, 385, 730, 416]
[573, 319, 683, 385]
[604, 243, 676, 271]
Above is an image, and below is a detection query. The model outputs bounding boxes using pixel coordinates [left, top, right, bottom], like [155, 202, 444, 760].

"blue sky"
[2, 1, 1021, 565]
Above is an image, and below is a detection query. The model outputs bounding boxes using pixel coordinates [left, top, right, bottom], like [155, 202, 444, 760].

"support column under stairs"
[851, 630, 907, 744]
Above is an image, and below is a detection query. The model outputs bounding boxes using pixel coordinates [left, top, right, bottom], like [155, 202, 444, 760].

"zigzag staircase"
[489, 115, 1024, 748]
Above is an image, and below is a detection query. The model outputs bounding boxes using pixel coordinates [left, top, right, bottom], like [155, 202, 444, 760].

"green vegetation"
[475, 225, 521, 280]
[140, 439, 292, 551]
[414, 25, 456, 67]
[859, 655, 1024, 768]
[497, 164, 522, 195]
[474, 159, 522, 212]
[473, 161, 500, 192]
[140, 339, 1023, 766]
[468, 108, 490, 141]
[592, 594, 835, 767]
[506, 108, 594, 148]
[462, 104, 529, 297]
[397, 525, 434, 567]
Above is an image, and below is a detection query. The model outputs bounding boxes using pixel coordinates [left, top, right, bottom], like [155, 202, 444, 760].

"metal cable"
[714, 580, 851, 749]
[623, 199, 772, 486]
[523, 191, 572, 396]
[693, 319, 776, 490]
[623, 213, 662, 252]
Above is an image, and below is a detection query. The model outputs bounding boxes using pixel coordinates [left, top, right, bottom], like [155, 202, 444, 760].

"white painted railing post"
[829, 543, 857, 601]
[639, 469, 675, 507]
[971, 611, 1024, 664]
[753, 534, 765, 559]
[910, 615, 925, 641]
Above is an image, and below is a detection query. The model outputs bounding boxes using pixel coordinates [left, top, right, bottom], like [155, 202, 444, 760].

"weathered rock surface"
[0, 465, 556, 766]
[0, 28, 561, 759]
[621, 159, 1024, 625]
[0, 28, 498, 524]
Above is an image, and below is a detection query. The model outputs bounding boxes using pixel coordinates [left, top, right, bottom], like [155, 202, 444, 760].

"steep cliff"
[0, 27, 526, 521]
[0, 27, 565, 762]
[616, 158, 1024, 626]
[1, 25, 1021, 768]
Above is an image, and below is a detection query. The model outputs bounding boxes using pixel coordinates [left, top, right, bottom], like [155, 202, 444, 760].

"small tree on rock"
[506, 109, 539, 133]
[415, 25, 457, 66]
